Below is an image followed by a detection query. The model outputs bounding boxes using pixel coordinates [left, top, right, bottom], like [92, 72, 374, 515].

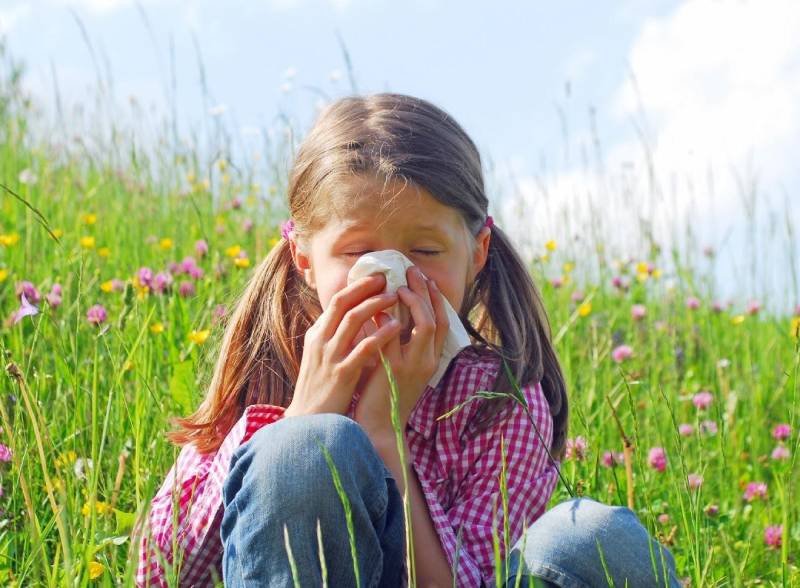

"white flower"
[18, 168, 38, 185]
[74, 457, 94, 481]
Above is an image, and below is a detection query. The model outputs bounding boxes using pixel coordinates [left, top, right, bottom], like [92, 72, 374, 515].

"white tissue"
[346, 249, 471, 389]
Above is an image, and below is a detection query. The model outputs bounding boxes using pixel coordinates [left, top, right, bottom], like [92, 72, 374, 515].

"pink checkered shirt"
[135, 346, 559, 587]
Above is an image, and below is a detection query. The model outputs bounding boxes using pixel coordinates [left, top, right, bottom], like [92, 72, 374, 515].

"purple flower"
[631, 304, 646, 321]
[16, 281, 41, 304]
[280, 218, 295, 240]
[13, 292, 39, 324]
[168, 261, 181, 274]
[212, 303, 226, 326]
[678, 423, 694, 437]
[137, 267, 154, 288]
[180, 256, 198, 273]
[195, 239, 209, 257]
[692, 391, 713, 410]
[700, 419, 718, 435]
[686, 296, 701, 310]
[711, 300, 724, 313]
[0, 443, 12, 462]
[612, 345, 633, 363]
[765, 525, 782, 549]
[743, 481, 767, 502]
[178, 281, 196, 298]
[46, 292, 62, 309]
[772, 424, 791, 441]
[241, 218, 254, 233]
[771, 445, 790, 460]
[230, 196, 243, 210]
[86, 304, 107, 326]
[187, 264, 204, 280]
[565, 436, 588, 461]
[50, 283, 62, 297]
[153, 272, 173, 294]
[746, 299, 761, 315]
[687, 473, 703, 491]
[601, 450, 624, 468]
[704, 504, 719, 517]
[570, 290, 584, 303]
[648, 447, 667, 472]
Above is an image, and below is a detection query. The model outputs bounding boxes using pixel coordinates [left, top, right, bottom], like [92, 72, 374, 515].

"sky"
[1, 0, 799, 313]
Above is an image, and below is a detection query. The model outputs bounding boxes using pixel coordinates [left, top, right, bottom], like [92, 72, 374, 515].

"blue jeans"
[221, 413, 681, 587]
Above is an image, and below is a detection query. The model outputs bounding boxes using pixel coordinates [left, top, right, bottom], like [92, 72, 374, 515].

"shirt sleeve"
[423, 378, 560, 588]
[134, 405, 285, 588]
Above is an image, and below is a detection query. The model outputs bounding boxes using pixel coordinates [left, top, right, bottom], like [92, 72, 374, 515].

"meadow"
[0, 41, 799, 587]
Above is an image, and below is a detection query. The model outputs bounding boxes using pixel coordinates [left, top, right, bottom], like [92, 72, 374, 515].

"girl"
[135, 93, 679, 587]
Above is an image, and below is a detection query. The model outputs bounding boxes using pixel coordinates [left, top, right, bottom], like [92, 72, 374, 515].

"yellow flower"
[100, 280, 115, 293]
[88, 561, 105, 580]
[83, 213, 97, 225]
[636, 272, 649, 283]
[221, 173, 231, 185]
[539, 254, 549, 263]
[578, 302, 592, 317]
[81, 500, 110, 516]
[790, 317, 800, 339]
[55, 450, 77, 468]
[159, 238, 173, 250]
[0, 268, 7, 282]
[563, 262, 574, 274]
[652, 268, 662, 279]
[136, 286, 150, 301]
[189, 329, 211, 345]
[225, 244, 241, 258]
[98, 247, 110, 258]
[80, 236, 95, 249]
[150, 322, 165, 334]
[0, 233, 20, 246]
[187, 171, 196, 184]
[545, 239, 557, 252]
[123, 360, 134, 372]
[233, 257, 250, 268]
[268, 237, 279, 249]
[52, 478, 64, 492]
[52, 228, 64, 238]
[731, 314, 746, 325]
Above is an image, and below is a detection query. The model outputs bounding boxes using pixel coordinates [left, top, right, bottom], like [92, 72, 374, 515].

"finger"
[329, 290, 399, 358]
[339, 313, 402, 374]
[396, 284, 436, 363]
[427, 279, 450, 360]
[405, 266, 433, 313]
[319, 273, 388, 340]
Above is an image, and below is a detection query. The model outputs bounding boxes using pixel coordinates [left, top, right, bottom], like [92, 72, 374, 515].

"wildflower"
[83, 213, 97, 225]
[731, 314, 745, 325]
[631, 304, 646, 321]
[704, 504, 719, 517]
[685, 296, 700, 310]
[74, 457, 93, 480]
[16, 281, 41, 304]
[746, 300, 760, 315]
[563, 262, 574, 274]
[601, 450, 624, 468]
[687, 474, 703, 491]
[692, 391, 713, 410]
[743, 481, 767, 502]
[180, 256, 198, 273]
[195, 239, 209, 257]
[565, 436, 588, 461]
[13, 292, 39, 324]
[570, 290, 584, 303]
[0, 268, 7, 282]
[179, 281, 196, 298]
[80, 236, 95, 249]
[225, 244, 242, 258]
[55, 450, 77, 468]
[716, 358, 730, 369]
[771, 445, 790, 460]
[792, 317, 800, 338]
[152, 272, 173, 294]
[18, 168, 38, 184]
[764, 525, 782, 549]
[678, 423, 694, 437]
[550, 276, 564, 289]
[81, 500, 110, 516]
[700, 420, 718, 435]
[159, 238, 173, 250]
[150, 322, 165, 334]
[234, 256, 250, 269]
[648, 447, 667, 472]
[97, 247, 110, 258]
[612, 275, 630, 291]
[187, 264, 204, 280]
[577, 302, 591, 317]
[0, 233, 20, 247]
[657, 513, 670, 525]
[52, 228, 64, 238]
[545, 239, 557, 252]
[212, 304, 226, 326]
[100, 280, 115, 293]
[46, 286, 62, 309]
[137, 267, 154, 288]
[88, 561, 105, 580]
[772, 424, 791, 441]
[0, 444, 12, 462]
[611, 344, 633, 363]
[268, 236, 280, 249]
[188, 329, 211, 345]
[242, 218, 254, 233]
[711, 300, 724, 313]
[86, 304, 107, 326]
[230, 196, 243, 210]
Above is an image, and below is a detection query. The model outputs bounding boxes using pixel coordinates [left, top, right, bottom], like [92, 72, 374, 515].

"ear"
[288, 238, 316, 289]
[468, 226, 491, 282]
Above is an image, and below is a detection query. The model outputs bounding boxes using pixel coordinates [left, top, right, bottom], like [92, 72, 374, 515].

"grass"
[0, 37, 799, 587]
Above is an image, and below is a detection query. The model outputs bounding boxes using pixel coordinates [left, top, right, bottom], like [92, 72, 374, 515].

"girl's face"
[289, 176, 491, 324]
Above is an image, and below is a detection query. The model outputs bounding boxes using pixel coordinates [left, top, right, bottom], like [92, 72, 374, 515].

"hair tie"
[483, 215, 494, 229]
[280, 218, 295, 240]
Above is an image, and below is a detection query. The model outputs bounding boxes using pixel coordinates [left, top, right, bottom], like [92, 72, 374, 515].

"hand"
[284, 274, 403, 418]
[353, 266, 450, 439]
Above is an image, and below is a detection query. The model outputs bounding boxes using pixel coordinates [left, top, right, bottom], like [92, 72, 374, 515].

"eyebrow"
[332, 221, 451, 245]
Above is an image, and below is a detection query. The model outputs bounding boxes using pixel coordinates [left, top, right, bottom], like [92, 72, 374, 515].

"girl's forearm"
[370, 432, 454, 588]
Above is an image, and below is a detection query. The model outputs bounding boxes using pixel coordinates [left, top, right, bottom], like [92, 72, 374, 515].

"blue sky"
[2, 0, 799, 311]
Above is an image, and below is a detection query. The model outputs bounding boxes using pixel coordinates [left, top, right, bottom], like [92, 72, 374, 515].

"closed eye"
[344, 250, 441, 257]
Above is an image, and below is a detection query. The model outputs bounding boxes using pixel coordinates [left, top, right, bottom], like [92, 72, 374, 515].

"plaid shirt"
[135, 346, 559, 587]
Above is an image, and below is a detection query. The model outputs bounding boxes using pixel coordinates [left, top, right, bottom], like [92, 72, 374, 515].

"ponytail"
[167, 238, 320, 454]
[461, 222, 569, 460]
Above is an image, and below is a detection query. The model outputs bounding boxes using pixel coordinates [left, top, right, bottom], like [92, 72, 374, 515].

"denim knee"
[506, 497, 680, 588]
[223, 413, 391, 520]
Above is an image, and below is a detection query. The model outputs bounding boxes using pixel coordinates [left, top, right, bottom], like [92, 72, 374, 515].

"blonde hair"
[168, 93, 568, 458]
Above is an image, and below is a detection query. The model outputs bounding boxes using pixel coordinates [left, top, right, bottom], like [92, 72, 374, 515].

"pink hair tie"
[280, 218, 295, 240]
[483, 215, 494, 229]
